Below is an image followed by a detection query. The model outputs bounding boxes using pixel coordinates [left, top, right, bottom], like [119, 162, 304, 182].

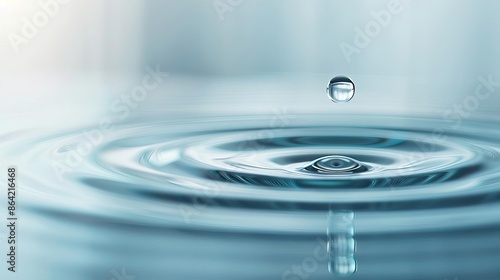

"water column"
[328, 210, 356, 276]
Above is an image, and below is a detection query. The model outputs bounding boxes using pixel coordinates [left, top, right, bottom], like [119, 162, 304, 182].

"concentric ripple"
[304, 155, 368, 174]
[4, 115, 500, 234]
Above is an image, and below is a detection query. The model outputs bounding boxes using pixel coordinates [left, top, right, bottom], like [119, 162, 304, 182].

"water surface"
[2, 115, 500, 280]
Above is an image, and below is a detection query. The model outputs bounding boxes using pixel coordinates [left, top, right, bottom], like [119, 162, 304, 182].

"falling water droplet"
[304, 155, 368, 174]
[327, 76, 355, 103]
[327, 210, 356, 277]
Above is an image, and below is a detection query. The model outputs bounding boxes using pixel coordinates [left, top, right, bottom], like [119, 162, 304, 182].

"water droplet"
[327, 210, 356, 277]
[304, 155, 367, 174]
[327, 76, 355, 103]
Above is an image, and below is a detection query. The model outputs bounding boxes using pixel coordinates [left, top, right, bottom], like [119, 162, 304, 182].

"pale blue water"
[2, 115, 500, 279]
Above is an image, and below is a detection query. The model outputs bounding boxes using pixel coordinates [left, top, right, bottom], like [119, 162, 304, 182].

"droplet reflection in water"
[327, 76, 355, 103]
[327, 210, 356, 277]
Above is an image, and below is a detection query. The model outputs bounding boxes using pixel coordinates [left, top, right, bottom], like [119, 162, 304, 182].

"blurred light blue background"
[1, 0, 499, 128]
